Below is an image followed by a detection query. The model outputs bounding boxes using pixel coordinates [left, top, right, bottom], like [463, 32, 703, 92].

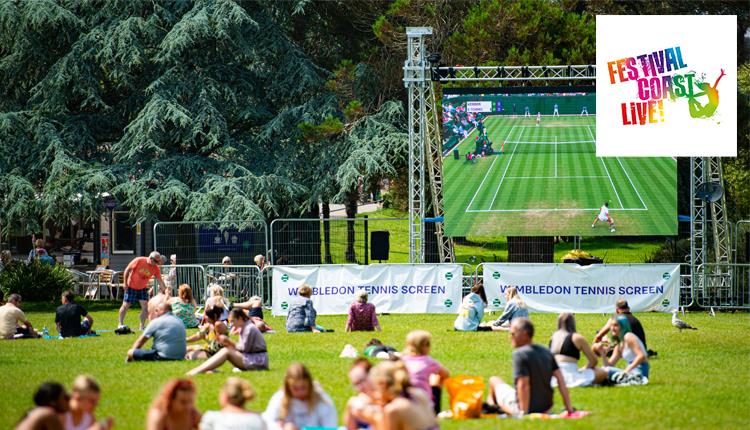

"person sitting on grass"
[126, 303, 186, 362]
[346, 290, 381, 332]
[186, 306, 228, 360]
[0, 293, 38, 339]
[401, 330, 450, 415]
[146, 379, 201, 430]
[482, 286, 529, 331]
[344, 358, 377, 430]
[454, 279, 489, 331]
[169, 284, 199, 329]
[592, 299, 650, 357]
[148, 284, 172, 322]
[364, 338, 399, 360]
[599, 315, 650, 384]
[55, 290, 94, 338]
[63, 375, 113, 430]
[368, 360, 437, 430]
[487, 318, 573, 417]
[262, 363, 337, 430]
[549, 313, 608, 387]
[200, 377, 265, 430]
[187, 308, 268, 375]
[204, 284, 230, 322]
[286, 284, 322, 333]
[200, 377, 266, 430]
[15, 381, 69, 430]
[231, 296, 273, 332]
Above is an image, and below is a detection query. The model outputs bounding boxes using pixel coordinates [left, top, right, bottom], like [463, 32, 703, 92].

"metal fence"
[269, 218, 410, 265]
[153, 221, 267, 266]
[205, 264, 262, 303]
[735, 220, 749, 264]
[695, 263, 750, 309]
[159, 264, 207, 303]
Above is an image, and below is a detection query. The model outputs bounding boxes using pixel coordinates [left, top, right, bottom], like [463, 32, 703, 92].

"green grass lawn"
[442, 116, 677, 237]
[2, 303, 748, 429]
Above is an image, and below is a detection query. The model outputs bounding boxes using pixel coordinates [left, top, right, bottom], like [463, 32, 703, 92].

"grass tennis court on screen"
[442, 115, 677, 237]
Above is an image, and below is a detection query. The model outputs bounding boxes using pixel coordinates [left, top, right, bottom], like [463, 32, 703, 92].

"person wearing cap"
[118, 251, 167, 331]
[346, 290, 381, 332]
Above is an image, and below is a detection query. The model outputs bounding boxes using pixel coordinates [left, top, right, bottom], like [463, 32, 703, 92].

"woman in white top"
[601, 315, 650, 382]
[200, 377, 266, 430]
[63, 375, 113, 430]
[263, 363, 337, 430]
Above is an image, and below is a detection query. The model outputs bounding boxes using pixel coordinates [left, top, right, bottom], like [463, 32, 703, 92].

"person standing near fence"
[119, 251, 167, 331]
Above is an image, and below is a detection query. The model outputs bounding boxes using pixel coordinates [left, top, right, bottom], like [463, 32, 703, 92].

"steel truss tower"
[403, 28, 729, 302]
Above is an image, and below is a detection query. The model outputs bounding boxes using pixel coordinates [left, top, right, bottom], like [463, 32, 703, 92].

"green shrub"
[0, 260, 74, 302]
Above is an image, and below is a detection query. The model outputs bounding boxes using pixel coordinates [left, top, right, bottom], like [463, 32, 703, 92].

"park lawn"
[1, 304, 749, 429]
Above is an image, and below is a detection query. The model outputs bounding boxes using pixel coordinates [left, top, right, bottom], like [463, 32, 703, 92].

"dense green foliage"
[0, 0, 746, 235]
[0, 260, 73, 302]
[1, 308, 748, 429]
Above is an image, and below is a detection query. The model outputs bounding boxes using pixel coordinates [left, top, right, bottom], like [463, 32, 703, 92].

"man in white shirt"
[592, 202, 615, 231]
[0, 294, 38, 339]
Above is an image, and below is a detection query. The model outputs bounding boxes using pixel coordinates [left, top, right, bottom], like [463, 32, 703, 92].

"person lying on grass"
[230, 295, 273, 332]
[187, 308, 268, 375]
[186, 306, 227, 360]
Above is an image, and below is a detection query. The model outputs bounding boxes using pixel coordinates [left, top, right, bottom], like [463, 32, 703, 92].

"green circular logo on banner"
[444, 299, 453, 307]
[281, 274, 289, 282]
[493, 298, 501, 307]
[445, 272, 453, 280]
[663, 272, 671, 280]
[661, 299, 670, 307]
[493, 272, 501, 279]
[281, 301, 289, 310]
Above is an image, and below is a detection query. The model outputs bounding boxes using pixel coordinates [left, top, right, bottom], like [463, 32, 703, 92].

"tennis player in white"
[536, 112, 541, 126]
[592, 202, 615, 232]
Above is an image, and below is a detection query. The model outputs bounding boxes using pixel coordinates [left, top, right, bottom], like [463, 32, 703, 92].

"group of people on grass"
[8, 251, 653, 429]
[454, 279, 651, 388]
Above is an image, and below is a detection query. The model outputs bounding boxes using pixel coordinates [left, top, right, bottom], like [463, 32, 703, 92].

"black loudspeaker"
[371, 231, 390, 261]
[453, 149, 460, 159]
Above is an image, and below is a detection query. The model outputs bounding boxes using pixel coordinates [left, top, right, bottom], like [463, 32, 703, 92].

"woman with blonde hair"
[205, 284, 230, 321]
[549, 313, 608, 387]
[400, 330, 449, 414]
[369, 360, 437, 430]
[146, 379, 201, 430]
[484, 286, 528, 331]
[262, 363, 337, 430]
[169, 284, 199, 328]
[200, 378, 265, 430]
[63, 375, 113, 430]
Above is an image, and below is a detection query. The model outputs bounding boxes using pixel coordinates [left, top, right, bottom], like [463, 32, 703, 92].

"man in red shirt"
[118, 251, 167, 330]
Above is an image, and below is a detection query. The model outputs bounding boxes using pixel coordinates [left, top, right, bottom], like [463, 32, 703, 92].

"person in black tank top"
[593, 300, 651, 357]
[549, 313, 608, 387]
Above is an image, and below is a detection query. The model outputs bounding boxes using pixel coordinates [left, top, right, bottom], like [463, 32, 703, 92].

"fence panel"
[695, 263, 750, 309]
[735, 220, 749, 264]
[153, 221, 268, 266]
[205, 265, 262, 303]
[269, 218, 409, 265]
[158, 264, 207, 303]
[679, 263, 693, 307]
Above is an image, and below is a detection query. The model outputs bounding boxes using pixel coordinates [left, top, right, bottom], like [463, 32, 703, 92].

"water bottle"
[42, 326, 49, 337]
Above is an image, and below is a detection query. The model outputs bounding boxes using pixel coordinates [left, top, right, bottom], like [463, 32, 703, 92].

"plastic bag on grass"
[445, 375, 485, 419]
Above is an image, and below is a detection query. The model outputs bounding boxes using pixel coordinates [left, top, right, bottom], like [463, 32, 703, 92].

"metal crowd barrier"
[695, 263, 750, 309]
[158, 264, 208, 304]
[205, 264, 262, 303]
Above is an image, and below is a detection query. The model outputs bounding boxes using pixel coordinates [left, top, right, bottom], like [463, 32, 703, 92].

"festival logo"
[596, 15, 736, 156]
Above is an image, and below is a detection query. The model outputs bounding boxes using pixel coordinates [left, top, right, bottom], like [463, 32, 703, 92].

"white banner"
[271, 264, 463, 316]
[482, 263, 680, 313]
[466, 101, 492, 113]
